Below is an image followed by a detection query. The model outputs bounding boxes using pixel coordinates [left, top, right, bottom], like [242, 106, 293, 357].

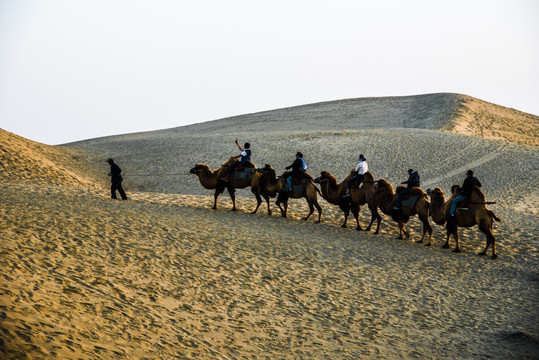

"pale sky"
[1, 0, 538, 145]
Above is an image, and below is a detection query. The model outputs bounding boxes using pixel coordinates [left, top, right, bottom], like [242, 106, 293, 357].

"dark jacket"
[286, 158, 306, 177]
[110, 164, 123, 183]
[461, 176, 481, 197]
[240, 149, 251, 163]
[403, 171, 420, 188]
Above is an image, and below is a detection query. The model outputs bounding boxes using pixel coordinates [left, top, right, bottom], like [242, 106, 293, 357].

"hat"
[359, 154, 366, 161]
[107, 158, 114, 163]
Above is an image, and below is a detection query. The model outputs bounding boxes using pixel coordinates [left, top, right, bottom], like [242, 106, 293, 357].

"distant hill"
[144, 93, 536, 146]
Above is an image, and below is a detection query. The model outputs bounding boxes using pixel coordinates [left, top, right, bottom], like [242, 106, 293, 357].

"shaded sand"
[1, 93, 538, 359]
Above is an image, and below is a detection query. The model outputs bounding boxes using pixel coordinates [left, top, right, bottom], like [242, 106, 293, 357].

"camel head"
[314, 170, 334, 184]
[426, 187, 444, 197]
[450, 184, 461, 195]
[189, 163, 210, 175]
[261, 164, 274, 172]
[260, 164, 276, 178]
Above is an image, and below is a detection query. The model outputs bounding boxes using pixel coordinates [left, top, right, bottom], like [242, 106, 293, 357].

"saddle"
[400, 194, 421, 209]
[285, 178, 308, 195]
[232, 167, 256, 181]
[291, 177, 303, 185]
[350, 179, 363, 189]
[457, 197, 471, 209]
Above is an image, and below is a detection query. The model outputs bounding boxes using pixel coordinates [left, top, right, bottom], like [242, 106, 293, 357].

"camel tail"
[487, 209, 501, 222]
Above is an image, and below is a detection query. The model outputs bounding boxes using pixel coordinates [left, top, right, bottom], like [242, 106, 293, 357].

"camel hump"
[470, 186, 487, 204]
[395, 185, 407, 193]
[223, 157, 239, 166]
[363, 172, 374, 182]
[409, 187, 425, 196]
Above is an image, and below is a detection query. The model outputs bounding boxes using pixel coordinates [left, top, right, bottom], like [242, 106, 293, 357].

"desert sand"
[1, 93, 538, 359]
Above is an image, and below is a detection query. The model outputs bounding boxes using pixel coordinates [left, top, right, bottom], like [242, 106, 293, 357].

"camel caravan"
[190, 142, 500, 259]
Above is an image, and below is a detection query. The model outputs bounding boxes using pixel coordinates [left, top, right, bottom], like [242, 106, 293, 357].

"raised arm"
[235, 139, 244, 152]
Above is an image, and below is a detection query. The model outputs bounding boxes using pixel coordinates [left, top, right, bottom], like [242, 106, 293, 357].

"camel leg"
[442, 231, 451, 248]
[227, 186, 237, 211]
[452, 228, 461, 253]
[372, 209, 382, 234]
[212, 186, 225, 209]
[478, 220, 497, 259]
[251, 193, 262, 214]
[276, 201, 285, 217]
[352, 205, 363, 231]
[264, 195, 272, 215]
[479, 229, 498, 259]
[303, 201, 314, 221]
[212, 193, 219, 209]
[341, 210, 349, 228]
[315, 201, 322, 223]
[397, 222, 405, 240]
[374, 217, 382, 234]
[276, 194, 288, 217]
[425, 222, 433, 246]
[490, 234, 497, 259]
[418, 215, 433, 246]
[364, 205, 378, 232]
[403, 227, 410, 238]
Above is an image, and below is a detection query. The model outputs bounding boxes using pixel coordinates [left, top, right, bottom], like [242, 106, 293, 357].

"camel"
[314, 170, 359, 228]
[189, 162, 229, 210]
[373, 179, 433, 244]
[274, 172, 323, 223]
[429, 185, 500, 259]
[426, 187, 448, 226]
[314, 171, 381, 231]
[347, 171, 382, 233]
[219, 157, 259, 211]
[189, 157, 259, 211]
[250, 164, 279, 215]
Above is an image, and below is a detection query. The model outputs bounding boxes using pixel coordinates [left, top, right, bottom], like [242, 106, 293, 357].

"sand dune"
[1, 93, 538, 359]
[80, 93, 534, 145]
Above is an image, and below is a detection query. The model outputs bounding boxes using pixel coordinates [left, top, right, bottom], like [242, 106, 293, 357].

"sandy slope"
[1, 93, 538, 359]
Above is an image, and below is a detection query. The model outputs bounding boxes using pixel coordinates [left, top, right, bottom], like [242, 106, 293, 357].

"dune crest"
[155, 93, 537, 146]
[449, 95, 539, 146]
[0, 129, 98, 189]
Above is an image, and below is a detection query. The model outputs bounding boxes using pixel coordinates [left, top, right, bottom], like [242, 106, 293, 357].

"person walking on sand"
[107, 158, 128, 200]
[449, 170, 482, 217]
[222, 139, 252, 182]
[343, 154, 368, 197]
